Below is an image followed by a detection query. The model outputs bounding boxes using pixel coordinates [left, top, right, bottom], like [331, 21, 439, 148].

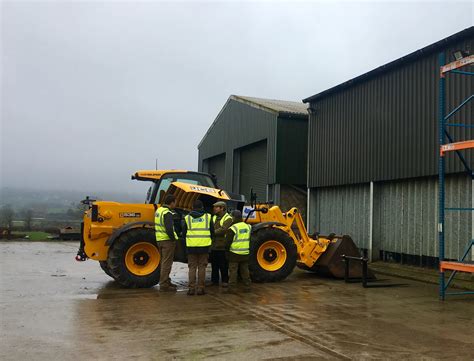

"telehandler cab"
[77, 170, 368, 288]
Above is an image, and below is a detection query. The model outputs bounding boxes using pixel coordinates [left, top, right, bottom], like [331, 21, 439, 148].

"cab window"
[157, 178, 173, 196]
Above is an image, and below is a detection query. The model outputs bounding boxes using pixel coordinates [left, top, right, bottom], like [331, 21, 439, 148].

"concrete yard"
[1, 242, 473, 360]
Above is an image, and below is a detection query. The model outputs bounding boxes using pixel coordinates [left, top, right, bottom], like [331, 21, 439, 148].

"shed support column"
[369, 182, 374, 262]
[472, 179, 474, 261]
[274, 184, 281, 205]
[307, 188, 311, 231]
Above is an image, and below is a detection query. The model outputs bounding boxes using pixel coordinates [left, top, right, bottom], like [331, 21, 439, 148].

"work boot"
[221, 282, 229, 288]
[196, 288, 206, 296]
[168, 283, 178, 289]
[187, 288, 195, 296]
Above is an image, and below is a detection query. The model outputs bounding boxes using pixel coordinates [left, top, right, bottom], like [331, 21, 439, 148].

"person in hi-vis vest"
[155, 194, 178, 292]
[210, 201, 233, 287]
[182, 200, 214, 295]
[225, 210, 252, 290]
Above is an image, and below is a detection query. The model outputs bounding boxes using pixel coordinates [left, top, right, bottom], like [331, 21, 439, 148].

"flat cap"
[213, 201, 227, 207]
[231, 210, 242, 218]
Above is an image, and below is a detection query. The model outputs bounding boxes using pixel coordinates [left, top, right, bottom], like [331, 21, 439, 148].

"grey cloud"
[1, 1, 472, 195]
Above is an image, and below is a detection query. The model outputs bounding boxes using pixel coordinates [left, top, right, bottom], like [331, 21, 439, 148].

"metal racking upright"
[438, 51, 474, 300]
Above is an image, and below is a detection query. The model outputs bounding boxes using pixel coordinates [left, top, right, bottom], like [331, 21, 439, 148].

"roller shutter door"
[206, 153, 226, 188]
[239, 140, 267, 202]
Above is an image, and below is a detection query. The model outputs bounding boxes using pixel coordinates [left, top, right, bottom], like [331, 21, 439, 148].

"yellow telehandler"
[76, 170, 368, 288]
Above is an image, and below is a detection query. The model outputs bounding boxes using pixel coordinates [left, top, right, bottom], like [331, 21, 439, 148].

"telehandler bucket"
[309, 235, 375, 279]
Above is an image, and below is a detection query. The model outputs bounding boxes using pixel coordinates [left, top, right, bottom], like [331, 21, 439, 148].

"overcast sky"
[1, 0, 473, 196]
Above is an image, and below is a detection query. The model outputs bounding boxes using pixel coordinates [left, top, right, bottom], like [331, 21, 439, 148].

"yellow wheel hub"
[257, 240, 287, 271]
[125, 242, 160, 276]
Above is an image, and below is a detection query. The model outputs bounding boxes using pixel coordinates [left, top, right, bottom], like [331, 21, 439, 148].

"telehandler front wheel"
[107, 228, 161, 288]
[99, 261, 115, 279]
[249, 228, 297, 282]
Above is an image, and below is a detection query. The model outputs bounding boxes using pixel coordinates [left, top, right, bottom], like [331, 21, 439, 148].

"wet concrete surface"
[1, 242, 473, 361]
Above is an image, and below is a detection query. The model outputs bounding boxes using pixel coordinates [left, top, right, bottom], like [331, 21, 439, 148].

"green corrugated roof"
[232, 95, 308, 115]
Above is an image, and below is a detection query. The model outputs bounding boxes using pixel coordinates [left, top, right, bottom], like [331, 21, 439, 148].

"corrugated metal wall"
[239, 140, 268, 201]
[307, 35, 473, 188]
[309, 173, 472, 261]
[311, 183, 371, 250]
[205, 153, 226, 188]
[198, 99, 277, 191]
[374, 174, 472, 261]
[276, 117, 307, 185]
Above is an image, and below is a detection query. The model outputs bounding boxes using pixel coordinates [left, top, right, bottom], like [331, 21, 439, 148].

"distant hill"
[0, 187, 145, 211]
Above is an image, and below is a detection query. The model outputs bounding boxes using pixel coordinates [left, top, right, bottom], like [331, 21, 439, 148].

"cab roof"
[131, 170, 212, 182]
[132, 170, 187, 181]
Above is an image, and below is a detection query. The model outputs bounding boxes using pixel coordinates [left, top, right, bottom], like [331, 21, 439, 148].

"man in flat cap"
[210, 201, 232, 287]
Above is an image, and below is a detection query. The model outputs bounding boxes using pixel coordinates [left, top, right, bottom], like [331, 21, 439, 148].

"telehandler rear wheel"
[99, 261, 115, 279]
[107, 228, 161, 288]
[249, 228, 297, 282]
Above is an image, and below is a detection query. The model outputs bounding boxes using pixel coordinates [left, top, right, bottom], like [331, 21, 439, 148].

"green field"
[12, 231, 52, 241]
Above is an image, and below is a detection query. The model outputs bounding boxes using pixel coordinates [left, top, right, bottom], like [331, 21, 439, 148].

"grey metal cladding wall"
[312, 183, 371, 250]
[373, 174, 471, 260]
[206, 153, 226, 188]
[198, 99, 277, 189]
[239, 140, 268, 201]
[444, 174, 472, 261]
[308, 37, 473, 188]
[276, 117, 308, 185]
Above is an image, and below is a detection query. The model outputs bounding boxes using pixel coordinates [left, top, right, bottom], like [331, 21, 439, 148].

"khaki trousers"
[229, 260, 251, 287]
[157, 240, 176, 287]
[188, 253, 208, 290]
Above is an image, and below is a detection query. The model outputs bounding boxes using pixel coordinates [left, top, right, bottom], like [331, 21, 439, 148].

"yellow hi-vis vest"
[229, 222, 251, 255]
[212, 213, 232, 227]
[155, 207, 178, 242]
[184, 213, 212, 247]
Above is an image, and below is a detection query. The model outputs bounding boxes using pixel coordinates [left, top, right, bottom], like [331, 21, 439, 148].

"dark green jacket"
[212, 213, 233, 250]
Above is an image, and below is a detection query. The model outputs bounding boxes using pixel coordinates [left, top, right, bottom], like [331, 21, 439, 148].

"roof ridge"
[231, 94, 308, 115]
[235, 94, 305, 104]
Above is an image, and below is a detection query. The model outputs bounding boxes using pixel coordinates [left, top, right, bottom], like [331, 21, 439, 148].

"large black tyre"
[99, 261, 115, 279]
[249, 227, 297, 282]
[107, 228, 161, 288]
